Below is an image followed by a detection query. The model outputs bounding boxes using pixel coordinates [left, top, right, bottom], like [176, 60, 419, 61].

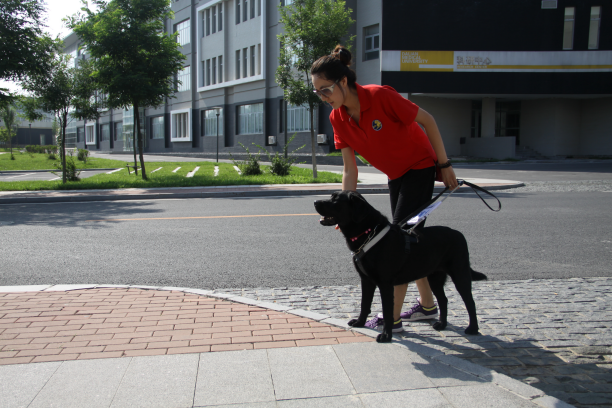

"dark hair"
[310, 45, 357, 89]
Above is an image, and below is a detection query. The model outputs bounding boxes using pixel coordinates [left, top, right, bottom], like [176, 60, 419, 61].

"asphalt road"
[0, 176, 611, 288]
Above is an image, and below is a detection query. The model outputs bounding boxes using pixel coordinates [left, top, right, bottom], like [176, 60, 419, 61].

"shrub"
[255, 134, 305, 176]
[53, 150, 80, 181]
[47, 152, 57, 160]
[77, 148, 89, 163]
[230, 143, 262, 176]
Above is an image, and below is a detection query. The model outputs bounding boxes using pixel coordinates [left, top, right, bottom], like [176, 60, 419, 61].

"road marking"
[172, 167, 181, 173]
[186, 166, 200, 178]
[234, 166, 241, 175]
[86, 213, 319, 222]
[106, 168, 122, 174]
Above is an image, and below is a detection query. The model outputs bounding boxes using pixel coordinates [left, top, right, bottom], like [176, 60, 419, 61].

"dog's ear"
[348, 191, 369, 223]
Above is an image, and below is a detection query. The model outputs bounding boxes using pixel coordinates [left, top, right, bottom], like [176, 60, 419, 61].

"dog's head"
[314, 191, 373, 229]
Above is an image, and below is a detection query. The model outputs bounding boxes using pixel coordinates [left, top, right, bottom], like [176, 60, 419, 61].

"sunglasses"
[313, 79, 340, 99]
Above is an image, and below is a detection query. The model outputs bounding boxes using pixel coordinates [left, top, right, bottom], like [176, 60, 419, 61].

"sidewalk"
[0, 285, 567, 408]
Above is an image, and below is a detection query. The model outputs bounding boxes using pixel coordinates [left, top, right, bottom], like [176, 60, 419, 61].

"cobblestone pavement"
[216, 277, 612, 408]
[506, 180, 612, 193]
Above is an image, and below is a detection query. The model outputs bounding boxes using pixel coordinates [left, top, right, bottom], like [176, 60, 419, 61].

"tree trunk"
[132, 106, 138, 175]
[309, 105, 317, 179]
[134, 103, 147, 180]
[61, 112, 67, 184]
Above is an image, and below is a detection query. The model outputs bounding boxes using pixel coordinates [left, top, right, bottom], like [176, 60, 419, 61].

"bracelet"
[437, 160, 452, 169]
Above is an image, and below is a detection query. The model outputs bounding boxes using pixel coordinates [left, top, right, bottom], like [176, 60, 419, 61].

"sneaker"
[400, 298, 438, 322]
[365, 316, 404, 333]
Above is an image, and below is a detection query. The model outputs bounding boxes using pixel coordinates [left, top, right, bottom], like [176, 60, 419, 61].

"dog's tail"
[471, 270, 488, 281]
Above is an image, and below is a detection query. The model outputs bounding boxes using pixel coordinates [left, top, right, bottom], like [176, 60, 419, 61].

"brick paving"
[217, 277, 612, 408]
[0, 288, 371, 366]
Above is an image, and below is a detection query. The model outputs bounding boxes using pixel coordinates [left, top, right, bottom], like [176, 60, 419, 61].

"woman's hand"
[440, 166, 459, 190]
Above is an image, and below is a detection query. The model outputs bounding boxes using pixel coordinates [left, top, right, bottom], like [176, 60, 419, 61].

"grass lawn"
[0, 151, 128, 170]
[0, 158, 343, 191]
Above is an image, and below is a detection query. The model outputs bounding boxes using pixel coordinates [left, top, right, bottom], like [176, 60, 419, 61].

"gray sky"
[1, 0, 93, 94]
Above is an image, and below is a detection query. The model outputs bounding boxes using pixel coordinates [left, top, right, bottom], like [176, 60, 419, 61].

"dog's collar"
[353, 224, 390, 255]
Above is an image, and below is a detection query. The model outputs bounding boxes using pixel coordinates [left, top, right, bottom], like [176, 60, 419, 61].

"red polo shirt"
[331, 84, 437, 180]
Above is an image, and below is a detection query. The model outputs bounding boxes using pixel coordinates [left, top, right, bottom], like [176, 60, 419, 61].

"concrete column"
[481, 97, 496, 137]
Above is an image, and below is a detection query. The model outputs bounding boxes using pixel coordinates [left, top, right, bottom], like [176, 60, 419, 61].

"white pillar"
[481, 98, 496, 137]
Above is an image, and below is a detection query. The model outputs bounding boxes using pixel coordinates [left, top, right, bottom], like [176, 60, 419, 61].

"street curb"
[0, 182, 524, 204]
[0, 283, 573, 407]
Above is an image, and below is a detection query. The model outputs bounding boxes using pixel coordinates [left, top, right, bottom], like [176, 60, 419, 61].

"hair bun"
[331, 45, 352, 67]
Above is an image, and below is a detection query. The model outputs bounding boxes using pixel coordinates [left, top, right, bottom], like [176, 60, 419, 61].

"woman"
[311, 45, 459, 332]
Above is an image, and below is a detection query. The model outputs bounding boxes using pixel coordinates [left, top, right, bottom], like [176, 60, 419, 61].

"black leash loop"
[459, 179, 502, 212]
[398, 179, 501, 229]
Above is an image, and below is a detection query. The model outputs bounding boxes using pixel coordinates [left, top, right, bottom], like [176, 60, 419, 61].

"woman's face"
[312, 74, 346, 110]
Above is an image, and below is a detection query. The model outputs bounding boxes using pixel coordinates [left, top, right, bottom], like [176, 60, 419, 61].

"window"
[250, 45, 255, 76]
[77, 127, 84, 143]
[287, 104, 314, 132]
[177, 66, 190, 92]
[151, 116, 164, 140]
[100, 123, 110, 142]
[236, 50, 241, 79]
[212, 6, 216, 33]
[219, 55, 223, 82]
[495, 101, 521, 143]
[65, 120, 77, 147]
[212, 57, 217, 85]
[250, 0, 255, 19]
[563, 7, 575, 50]
[257, 44, 261, 75]
[243, 48, 248, 78]
[236, 0, 240, 24]
[114, 122, 122, 142]
[285, 0, 294, 5]
[258, 0, 261, 16]
[364, 24, 380, 61]
[238, 103, 263, 134]
[85, 123, 96, 145]
[219, 3, 223, 31]
[243, 0, 248, 22]
[589, 6, 602, 50]
[171, 109, 191, 141]
[176, 19, 190, 46]
[206, 9, 210, 36]
[206, 59, 211, 86]
[203, 109, 224, 136]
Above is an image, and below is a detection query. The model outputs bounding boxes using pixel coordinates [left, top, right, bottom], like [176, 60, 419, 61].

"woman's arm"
[414, 108, 459, 189]
[341, 147, 358, 191]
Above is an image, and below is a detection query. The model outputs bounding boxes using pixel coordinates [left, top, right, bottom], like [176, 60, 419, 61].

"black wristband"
[437, 160, 452, 169]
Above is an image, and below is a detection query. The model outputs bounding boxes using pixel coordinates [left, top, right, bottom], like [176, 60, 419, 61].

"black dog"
[314, 191, 487, 343]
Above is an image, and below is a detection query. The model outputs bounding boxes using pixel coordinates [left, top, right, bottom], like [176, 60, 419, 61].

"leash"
[400, 179, 502, 232]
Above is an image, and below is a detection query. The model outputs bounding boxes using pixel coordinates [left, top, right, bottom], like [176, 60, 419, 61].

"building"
[0, 109, 54, 148]
[66, 0, 611, 159]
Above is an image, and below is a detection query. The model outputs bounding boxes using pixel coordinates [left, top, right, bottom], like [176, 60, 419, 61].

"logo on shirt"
[372, 120, 383, 131]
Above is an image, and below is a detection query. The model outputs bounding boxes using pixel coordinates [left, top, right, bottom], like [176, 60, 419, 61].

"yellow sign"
[400, 51, 454, 72]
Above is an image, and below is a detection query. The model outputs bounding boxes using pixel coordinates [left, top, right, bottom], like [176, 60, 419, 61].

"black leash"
[399, 179, 501, 230]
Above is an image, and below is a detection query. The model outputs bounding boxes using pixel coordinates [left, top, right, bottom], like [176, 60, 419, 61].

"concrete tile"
[333, 342, 435, 393]
[44, 284, 98, 291]
[194, 403, 276, 408]
[359, 388, 452, 408]
[0, 361, 61, 408]
[438, 384, 539, 407]
[110, 353, 199, 408]
[193, 349, 274, 406]
[278, 395, 365, 408]
[29, 357, 130, 408]
[0, 285, 50, 293]
[289, 309, 330, 321]
[268, 346, 355, 400]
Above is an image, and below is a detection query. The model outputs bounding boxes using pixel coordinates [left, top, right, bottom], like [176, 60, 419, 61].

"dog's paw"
[376, 332, 393, 343]
[348, 318, 366, 327]
[432, 321, 447, 331]
[464, 326, 480, 335]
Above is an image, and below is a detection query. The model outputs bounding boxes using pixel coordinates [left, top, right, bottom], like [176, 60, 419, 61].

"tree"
[69, 0, 186, 180]
[21, 52, 102, 183]
[0, 103, 19, 159]
[0, 0, 55, 104]
[276, 0, 354, 179]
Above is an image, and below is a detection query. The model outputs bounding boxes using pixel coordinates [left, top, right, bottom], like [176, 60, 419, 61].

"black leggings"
[388, 166, 436, 228]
